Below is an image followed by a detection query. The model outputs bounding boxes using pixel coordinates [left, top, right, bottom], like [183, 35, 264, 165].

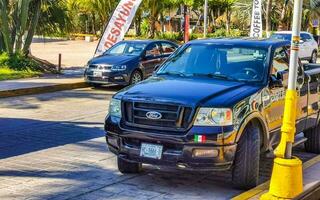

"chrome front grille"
[122, 101, 194, 132]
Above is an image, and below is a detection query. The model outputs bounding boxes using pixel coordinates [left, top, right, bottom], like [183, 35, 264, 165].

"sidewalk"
[233, 155, 320, 199]
[0, 69, 88, 98]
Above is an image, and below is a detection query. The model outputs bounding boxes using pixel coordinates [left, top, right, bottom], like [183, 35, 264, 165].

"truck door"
[265, 47, 288, 133]
[296, 61, 308, 132]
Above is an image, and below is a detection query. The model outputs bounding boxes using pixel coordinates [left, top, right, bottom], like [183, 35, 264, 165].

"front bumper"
[105, 116, 237, 171]
[84, 69, 130, 85]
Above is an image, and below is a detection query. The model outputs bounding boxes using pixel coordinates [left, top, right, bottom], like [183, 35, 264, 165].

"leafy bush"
[0, 52, 40, 71]
[155, 32, 183, 42]
[191, 29, 247, 40]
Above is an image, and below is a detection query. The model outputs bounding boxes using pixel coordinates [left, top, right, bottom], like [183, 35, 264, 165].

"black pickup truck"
[104, 38, 320, 189]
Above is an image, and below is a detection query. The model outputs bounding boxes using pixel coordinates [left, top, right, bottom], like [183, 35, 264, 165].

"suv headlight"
[109, 98, 121, 118]
[111, 65, 127, 71]
[194, 108, 233, 126]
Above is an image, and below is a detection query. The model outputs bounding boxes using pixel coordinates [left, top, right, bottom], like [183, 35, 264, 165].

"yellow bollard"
[261, 90, 303, 200]
[261, 157, 303, 199]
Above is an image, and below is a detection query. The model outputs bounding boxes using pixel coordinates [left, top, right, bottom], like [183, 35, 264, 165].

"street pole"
[184, 5, 190, 43]
[261, 0, 304, 199]
[204, 0, 208, 38]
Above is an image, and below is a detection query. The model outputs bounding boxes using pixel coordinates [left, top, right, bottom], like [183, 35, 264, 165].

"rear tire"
[117, 156, 142, 174]
[304, 122, 320, 154]
[232, 122, 260, 189]
[310, 51, 317, 63]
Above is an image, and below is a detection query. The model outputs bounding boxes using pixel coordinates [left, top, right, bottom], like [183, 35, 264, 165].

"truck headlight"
[109, 98, 121, 118]
[111, 65, 127, 71]
[194, 108, 233, 126]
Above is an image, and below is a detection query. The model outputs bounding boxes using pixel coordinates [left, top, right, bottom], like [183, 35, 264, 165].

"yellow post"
[261, 0, 304, 199]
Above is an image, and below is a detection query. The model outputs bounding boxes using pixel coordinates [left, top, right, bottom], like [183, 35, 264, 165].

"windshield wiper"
[191, 73, 237, 81]
[157, 71, 187, 77]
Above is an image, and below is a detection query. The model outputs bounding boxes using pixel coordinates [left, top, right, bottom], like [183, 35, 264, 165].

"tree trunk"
[15, 0, 31, 52]
[0, 33, 4, 52]
[226, 8, 231, 34]
[135, 14, 142, 36]
[91, 12, 96, 34]
[150, 18, 156, 38]
[160, 12, 165, 33]
[279, 0, 289, 30]
[0, 0, 13, 54]
[265, 0, 272, 37]
[23, 0, 41, 55]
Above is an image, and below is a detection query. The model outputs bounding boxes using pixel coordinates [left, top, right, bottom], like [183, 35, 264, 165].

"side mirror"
[300, 40, 305, 44]
[269, 76, 283, 88]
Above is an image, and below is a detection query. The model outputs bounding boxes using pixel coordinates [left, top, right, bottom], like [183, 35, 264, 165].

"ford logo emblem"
[146, 111, 162, 120]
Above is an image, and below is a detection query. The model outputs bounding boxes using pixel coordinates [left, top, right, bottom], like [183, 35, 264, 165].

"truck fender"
[235, 111, 269, 151]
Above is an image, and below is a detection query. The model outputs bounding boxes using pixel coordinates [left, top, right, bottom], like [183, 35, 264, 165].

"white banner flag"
[250, 0, 263, 38]
[95, 0, 143, 56]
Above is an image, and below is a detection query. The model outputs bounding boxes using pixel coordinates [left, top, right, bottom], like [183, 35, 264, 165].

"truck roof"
[189, 38, 290, 49]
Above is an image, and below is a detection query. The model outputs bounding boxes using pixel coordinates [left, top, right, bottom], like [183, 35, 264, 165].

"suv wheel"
[310, 51, 318, 63]
[232, 122, 260, 189]
[117, 156, 142, 174]
[304, 122, 320, 154]
[130, 70, 142, 85]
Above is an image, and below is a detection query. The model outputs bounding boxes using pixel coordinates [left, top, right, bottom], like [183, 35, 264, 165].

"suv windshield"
[157, 44, 268, 82]
[105, 42, 147, 56]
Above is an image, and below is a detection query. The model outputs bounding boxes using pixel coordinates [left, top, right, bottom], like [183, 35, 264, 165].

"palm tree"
[265, 0, 273, 36]
[0, 0, 41, 54]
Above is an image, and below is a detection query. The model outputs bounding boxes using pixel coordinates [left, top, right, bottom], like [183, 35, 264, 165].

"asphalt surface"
[0, 87, 244, 200]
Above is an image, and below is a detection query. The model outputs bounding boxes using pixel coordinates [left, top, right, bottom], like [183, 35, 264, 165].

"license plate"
[93, 71, 102, 77]
[140, 143, 163, 159]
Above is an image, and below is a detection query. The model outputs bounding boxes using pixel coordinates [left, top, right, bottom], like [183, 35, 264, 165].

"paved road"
[0, 88, 244, 200]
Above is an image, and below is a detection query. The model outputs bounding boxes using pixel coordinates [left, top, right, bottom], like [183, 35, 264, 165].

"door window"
[161, 42, 177, 56]
[145, 43, 161, 57]
[271, 48, 289, 86]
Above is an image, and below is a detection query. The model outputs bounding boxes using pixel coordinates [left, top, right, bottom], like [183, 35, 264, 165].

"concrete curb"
[0, 82, 89, 98]
[232, 155, 320, 200]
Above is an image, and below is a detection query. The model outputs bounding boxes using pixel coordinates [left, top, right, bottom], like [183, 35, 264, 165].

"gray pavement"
[0, 88, 243, 200]
[0, 69, 84, 92]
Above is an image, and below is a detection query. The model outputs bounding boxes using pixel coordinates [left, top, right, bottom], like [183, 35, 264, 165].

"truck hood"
[88, 54, 139, 65]
[115, 76, 262, 107]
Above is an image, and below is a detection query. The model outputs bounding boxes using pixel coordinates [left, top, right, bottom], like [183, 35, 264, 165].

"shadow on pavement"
[0, 117, 105, 159]
[0, 86, 119, 110]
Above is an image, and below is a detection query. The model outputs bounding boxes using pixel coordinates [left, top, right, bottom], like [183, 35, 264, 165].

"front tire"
[310, 51, 318, 63]
[129, 70, 143, 85]
[304, 122, 320, 154]
[117, 156, 142, 174]
[232, 122, 261, 189]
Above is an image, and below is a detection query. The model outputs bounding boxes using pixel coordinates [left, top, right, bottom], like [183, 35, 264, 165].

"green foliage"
[0, 67, 40, 81]
[190, 29, 246, 40]
[155, 32, 183, 42]
[0, 52, 42, 80]
[37, 0, 72, 36]
[0, 52, 41, 72]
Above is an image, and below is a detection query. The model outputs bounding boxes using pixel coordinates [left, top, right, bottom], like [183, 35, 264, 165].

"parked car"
[104, 38, 320, 189]
[270, 31, 318, 63]
[84, 40, 179, 86]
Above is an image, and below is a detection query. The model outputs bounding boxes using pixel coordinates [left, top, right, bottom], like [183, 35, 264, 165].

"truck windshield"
[157, 44, 268, 82]
[105, 42, 147, 56]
